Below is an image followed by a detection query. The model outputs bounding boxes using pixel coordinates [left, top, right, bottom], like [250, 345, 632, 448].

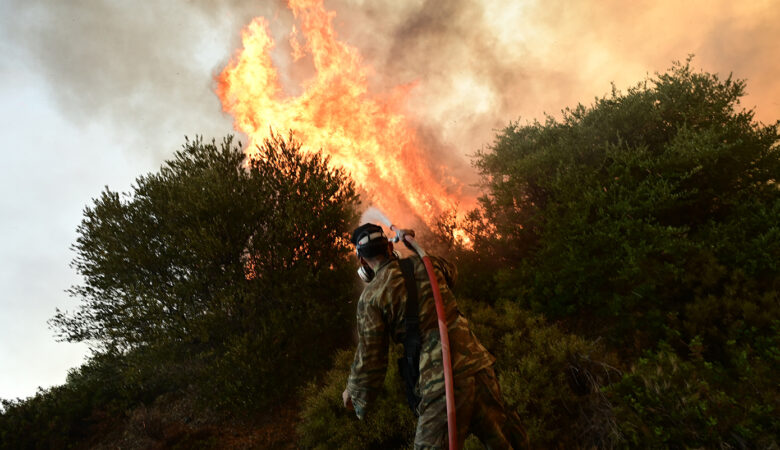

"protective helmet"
[351, 223, 390, 283]
[351, 223, 389, 259]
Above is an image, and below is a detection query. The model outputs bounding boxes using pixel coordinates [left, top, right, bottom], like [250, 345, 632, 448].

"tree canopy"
[467, 60, 779, 446]
[51, 133, 359, 408]
[473, 60, 780, 348]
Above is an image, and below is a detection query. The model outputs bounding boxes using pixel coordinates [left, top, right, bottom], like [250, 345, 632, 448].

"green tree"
[470, 59, 780, 446]
[51, 133, 359, 409]
[472, 59, 780, 350]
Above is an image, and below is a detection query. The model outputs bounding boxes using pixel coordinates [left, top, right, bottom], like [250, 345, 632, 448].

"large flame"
[216, 0, 470, 232]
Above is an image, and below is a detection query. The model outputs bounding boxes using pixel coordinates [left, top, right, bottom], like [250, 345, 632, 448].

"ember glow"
[216, 0, 472, 234]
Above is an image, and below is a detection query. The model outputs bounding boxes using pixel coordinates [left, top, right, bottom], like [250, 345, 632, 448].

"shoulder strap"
[399, 258, 419, 329]
[398, 258, 422, 414]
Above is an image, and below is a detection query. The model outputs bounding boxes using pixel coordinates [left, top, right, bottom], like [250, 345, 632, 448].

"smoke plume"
[3, 0, 778, 170]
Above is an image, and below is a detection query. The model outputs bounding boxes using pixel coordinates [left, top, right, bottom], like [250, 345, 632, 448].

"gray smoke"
[332, 0, 780, 188]
[3, 0, 778, 172]
[0, 0, 283, 161]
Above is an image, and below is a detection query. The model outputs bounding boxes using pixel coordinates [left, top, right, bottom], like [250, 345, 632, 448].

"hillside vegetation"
[2, 61, 778, 449]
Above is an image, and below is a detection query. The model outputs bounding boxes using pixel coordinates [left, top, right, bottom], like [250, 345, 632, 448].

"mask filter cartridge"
[357, 264, 375, 283]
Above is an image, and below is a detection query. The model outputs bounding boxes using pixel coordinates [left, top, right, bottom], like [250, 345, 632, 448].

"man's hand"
[397, 228, 416, 252]
[342, 388, 354, 411]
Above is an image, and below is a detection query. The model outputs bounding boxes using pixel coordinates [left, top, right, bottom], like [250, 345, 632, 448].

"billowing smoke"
[0, 0, 281, 159]
[3, 0, 778, 169]
[333, 0, 780, 173]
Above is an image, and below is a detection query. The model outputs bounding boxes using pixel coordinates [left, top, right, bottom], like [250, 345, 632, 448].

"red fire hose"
[390, 225, 458, 450]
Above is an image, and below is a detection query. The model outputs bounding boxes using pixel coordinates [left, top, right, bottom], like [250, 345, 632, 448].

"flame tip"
[217, 0, 472, 234]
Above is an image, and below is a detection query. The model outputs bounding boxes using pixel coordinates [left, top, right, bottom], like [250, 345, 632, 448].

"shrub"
[297, 348, 417, 449]
[0, 351, 153, 449]
[465, 300, 621, 448]
[608, 340, 779, 448]
[298, 300, 618, 448]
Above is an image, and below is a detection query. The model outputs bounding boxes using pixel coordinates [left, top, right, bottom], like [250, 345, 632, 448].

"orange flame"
[216, 0, 470, 233]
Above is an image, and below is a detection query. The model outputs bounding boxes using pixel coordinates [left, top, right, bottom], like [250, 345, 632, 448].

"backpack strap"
[398, 257, 422, 414]
[399, 258, 420, 339]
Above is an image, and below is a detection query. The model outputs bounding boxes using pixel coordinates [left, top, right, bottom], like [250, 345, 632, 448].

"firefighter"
[342, 223, 528, 449]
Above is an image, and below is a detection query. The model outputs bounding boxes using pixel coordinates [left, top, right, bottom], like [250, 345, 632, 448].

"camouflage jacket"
[346, 255, 495, 419]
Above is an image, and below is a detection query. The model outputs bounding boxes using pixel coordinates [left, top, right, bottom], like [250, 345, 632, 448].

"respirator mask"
[356, 249, 401, 282]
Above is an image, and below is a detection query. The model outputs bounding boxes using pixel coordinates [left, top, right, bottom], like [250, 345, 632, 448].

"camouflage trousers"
[414, 367, 529, 449]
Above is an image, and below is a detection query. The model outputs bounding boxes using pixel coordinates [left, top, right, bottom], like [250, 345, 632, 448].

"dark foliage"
[607, 339, 778, 448]
[0, 351, 162, 449]
[472, 59, 780, 347]
[297, 348, 417, 449]
[469, 60, 780, 446]
[48, 133, 358, 411]
[0, 132, 360, 449]
[4, 60, 779, 449]
[298, 300, 618, 449]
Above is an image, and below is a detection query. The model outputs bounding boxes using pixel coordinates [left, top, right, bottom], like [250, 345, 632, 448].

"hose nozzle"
[389, 226, 423, 256]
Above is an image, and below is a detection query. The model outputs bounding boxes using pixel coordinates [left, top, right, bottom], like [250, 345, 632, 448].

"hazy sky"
[1, 0, 778, 401]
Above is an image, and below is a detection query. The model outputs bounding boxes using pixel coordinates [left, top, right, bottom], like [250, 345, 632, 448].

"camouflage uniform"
[346, 255, 528, 449]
